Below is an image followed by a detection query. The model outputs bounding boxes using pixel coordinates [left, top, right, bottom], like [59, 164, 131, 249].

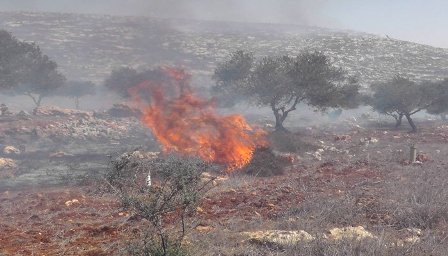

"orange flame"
[129, 67, 267, 171]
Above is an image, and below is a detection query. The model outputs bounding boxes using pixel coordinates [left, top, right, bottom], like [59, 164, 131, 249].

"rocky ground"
[0, 106, 157, 189]
[1, 113, 447, 255]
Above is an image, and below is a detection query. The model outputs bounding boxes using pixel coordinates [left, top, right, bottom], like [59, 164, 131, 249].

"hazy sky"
[0, 0, 447, 48]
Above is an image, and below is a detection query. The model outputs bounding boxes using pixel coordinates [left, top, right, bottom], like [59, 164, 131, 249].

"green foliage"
[0, 30, 66, 106]
[425, 79, 448, 117]
[212, 50, 254, 107]
[370, 76, 426, 116]
[369, 76, 448, 131]
[0, 30, 42, 90]
[103, 67, 171, 99]
[213, 50, 254, 85]
[249, 55, 294, 108]
[57, 80, 96, 108]
[103, 67, 140, 98]
[106, 153, 213, 255]
[214, 50, 360, 130]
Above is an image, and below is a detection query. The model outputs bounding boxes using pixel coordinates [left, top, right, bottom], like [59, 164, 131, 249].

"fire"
[129, 67, 267, 171]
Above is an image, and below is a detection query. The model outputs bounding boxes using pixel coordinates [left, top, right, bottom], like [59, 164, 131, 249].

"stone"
[0, 158, 17, 169]
[327, 226, 376, 240]
[3, 146, 21, 155]
[49, 151, 74, 158]
[34, 106, 93, 118]
[395, 228, 422, 246]
[16, 111, 31, 120]
[307, 151, 322, 161]
[65, 199, 80, 207]
[200, 172, 228, 185]
[195, 224, 214, 233]
[335, 135, 352, 141]
[196, 207, 205, 214]
[360, 137, 379, 145]
[243, 230, 314, 247]
[0, 103, 12, 116]
[416, 153, 430, 162]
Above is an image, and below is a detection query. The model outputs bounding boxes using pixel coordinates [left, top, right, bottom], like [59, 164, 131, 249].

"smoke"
[137, 0, 329, 25]
[0, 0, 331, 26]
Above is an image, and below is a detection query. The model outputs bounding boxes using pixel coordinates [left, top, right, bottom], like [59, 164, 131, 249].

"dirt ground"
[1, 117, 448, 255]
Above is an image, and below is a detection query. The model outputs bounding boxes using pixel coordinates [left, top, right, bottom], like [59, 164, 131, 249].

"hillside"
[1, 12, 448, 84]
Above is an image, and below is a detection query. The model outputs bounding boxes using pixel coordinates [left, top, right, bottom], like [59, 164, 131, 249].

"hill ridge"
[1, 11, 447, 84]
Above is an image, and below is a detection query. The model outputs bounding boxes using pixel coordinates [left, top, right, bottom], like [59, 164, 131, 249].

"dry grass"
[2, 120, 448, 255]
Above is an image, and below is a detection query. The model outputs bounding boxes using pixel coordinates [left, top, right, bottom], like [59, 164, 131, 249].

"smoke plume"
[0, 0, 330, 26]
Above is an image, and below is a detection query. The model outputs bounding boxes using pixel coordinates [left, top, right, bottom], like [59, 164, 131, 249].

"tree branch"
[284, 96, 300, 116]
[24, 92, 38, 106]
[410, 107, 425, 115]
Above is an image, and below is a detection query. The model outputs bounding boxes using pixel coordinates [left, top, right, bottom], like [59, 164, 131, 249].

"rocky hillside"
[1, 12, 448, 85]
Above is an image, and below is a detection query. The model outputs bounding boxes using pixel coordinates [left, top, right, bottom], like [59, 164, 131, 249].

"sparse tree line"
[2, 29, 448, 132]
[0, 30, 178, 110]
[212, 50, 448, 132]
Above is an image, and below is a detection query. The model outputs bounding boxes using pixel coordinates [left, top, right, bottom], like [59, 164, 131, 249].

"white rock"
[0, 158, 17, 169]
[3, 146, 21, 155]
[328, 226, 376, 240]
[243, 230, 315, 246]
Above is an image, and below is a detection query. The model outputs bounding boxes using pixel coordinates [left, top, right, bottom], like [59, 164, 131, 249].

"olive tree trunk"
[273, 109, 288, 132]
[271, 97, 300, 132]
[395, 113, 404, 128]
[75, 97, 80, 109]
[25, 93, 43, 107]
[405, 113, 417, 132]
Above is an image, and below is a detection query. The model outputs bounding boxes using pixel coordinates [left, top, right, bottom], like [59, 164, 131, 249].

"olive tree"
[212, 50, 254, 107]
[425, 79, 448, 121]
[103, 67, 170, 99]
[16, 55, 66, 107]
[0, 30, 31, 90]
[103, 67, 140, 98]
[215, 51, 359, 131]
[57, 81, 96, 109]
[370, 76, 445, 132]
[0, 30, 66, 106]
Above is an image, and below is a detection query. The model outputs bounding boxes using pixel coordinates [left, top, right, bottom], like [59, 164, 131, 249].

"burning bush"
[129, 67, 267, 172]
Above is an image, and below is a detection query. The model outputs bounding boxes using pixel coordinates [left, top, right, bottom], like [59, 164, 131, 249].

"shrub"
[240, 147, 289, 177]
[106, 153, 214, 255]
